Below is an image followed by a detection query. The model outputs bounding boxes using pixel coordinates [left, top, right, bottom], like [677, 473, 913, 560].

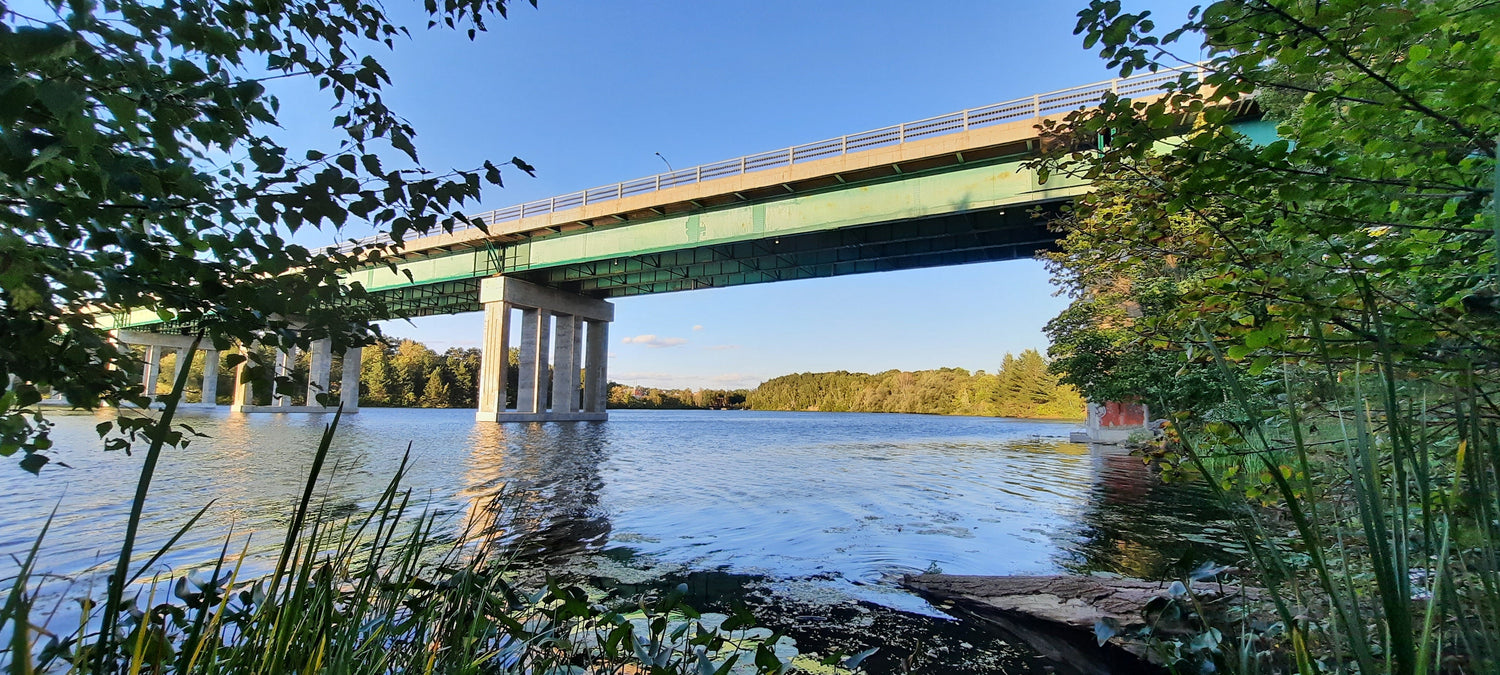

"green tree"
[0, 0, 538, 468]
[443, 347, 482, 407]
[359, 343, 397, 406]
[1041, 185, 1229, 418]
[389, 339, 436, 406]
[1040, 0, 1500, 393]
[745, 360, 1083, 419]
[418, 369, 450, 408]
[1037, 2, 1500, 672]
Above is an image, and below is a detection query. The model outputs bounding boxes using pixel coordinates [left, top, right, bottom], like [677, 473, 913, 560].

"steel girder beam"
[511, 203, 1061, 298]
[366, 278, 483, 318]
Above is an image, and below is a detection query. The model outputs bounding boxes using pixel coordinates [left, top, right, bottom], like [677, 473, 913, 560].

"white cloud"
[613, 371, 764, 389]
[709, 373, 762, 388]
[620, 334, 688, 348]
[692, 324, 704, 331]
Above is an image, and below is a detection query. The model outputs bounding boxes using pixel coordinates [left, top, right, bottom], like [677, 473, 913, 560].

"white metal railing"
[332, 67, 1198, 254]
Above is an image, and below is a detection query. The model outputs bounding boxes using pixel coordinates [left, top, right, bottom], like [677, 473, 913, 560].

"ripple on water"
[5, 409, 1235, 673]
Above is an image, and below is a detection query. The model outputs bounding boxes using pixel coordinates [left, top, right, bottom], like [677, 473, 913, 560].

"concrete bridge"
[108, 67, 1258, 432]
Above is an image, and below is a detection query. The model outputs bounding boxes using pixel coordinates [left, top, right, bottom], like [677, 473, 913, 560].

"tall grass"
[0, 342, 794, 674]
[1145, 320, 1500, 674]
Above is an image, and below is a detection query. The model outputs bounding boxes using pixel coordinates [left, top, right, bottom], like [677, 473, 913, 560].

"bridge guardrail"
[332, 66, 1199, 254]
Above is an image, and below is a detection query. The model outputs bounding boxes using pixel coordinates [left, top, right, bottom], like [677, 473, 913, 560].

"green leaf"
[8, 26, 76, 62]
[26, 143, 64, 172]
[19, 453, 49, 474]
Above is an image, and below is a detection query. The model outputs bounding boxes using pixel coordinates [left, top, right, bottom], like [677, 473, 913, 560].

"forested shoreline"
[346, 340, 1083, 420]
[747, 350, 1084, 419]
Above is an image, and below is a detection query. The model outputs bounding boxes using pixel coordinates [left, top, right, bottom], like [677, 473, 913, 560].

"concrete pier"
[114, 331, 220, 406]
[306, 339, 333, 405]
[339, 347, 363, 411]
[231, 340, 361, 414]
[476, 276, 613, 422]
[114, 328, 360, 413]
[583, 320, 608, 413]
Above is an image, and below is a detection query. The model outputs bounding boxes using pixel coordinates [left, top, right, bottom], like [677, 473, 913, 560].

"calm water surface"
[3, 408, 1232, 672]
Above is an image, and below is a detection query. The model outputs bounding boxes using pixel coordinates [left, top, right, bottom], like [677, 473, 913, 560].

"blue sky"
[288, 1, 1202, 389]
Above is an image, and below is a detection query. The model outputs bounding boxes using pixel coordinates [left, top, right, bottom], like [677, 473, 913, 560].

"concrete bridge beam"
[475, 276, 613, 423]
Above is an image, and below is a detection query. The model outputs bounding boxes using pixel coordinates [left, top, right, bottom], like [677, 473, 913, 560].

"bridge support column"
[141, 345, 161, 397]
[232, 344, 252, 409]
[305, 339, 332, 405]
[112, 330, 221, 407]
[476, 302, 511, 417]
[552, 315, 582, 413]
[340, 347, 362, 413]
[271, 345, 297, 408]
[475, 276, 613, 423]
[583, 320, 608, 413]
[517, 308, 551, 414]
[201, 351, 219, 405]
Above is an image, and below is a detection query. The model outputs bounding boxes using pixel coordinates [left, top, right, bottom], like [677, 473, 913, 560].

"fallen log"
[903, 574, 1245, 675]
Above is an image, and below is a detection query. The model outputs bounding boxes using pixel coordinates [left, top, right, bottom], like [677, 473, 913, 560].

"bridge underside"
[371, 201, 1063, 318]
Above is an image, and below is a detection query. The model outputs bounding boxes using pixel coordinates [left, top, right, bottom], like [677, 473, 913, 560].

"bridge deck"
[107, 69, 1217, 329]
[368, 69, 1185, 260]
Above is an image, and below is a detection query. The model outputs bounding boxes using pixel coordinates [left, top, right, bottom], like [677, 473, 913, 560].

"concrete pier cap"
[476, 276, 614, 423]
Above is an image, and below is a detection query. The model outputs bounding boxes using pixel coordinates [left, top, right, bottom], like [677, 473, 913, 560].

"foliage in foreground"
[0, 0, 538, 469]
[0, 368, 808, 674]
[1042, 0, 1500, 672]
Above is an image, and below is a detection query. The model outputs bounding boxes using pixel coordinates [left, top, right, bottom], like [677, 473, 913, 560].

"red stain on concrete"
[1099, 401, 1145, 427]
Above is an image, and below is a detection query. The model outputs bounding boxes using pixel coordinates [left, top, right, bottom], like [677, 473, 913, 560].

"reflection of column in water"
[1068, 443, 1232, 579]
[459, 422, 614, 562]
[1095, 444, 1153, 503]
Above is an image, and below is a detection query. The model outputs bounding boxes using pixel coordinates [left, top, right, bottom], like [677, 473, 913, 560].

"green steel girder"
[508, 202, 1062, 298]
[366, 278, 484, 318]
[336, 155, 1085, 300]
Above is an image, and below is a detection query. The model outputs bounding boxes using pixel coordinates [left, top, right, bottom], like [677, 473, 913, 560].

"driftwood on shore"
[903, 574, 1245, 675]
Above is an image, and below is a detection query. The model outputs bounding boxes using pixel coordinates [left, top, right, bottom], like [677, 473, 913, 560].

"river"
[2, 408, 1238, 673]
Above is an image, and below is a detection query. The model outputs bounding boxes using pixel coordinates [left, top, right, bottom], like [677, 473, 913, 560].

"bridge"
[110, 67, 1261, 431]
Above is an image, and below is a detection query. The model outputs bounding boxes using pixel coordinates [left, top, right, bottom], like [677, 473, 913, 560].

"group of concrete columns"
[110, 277, 611, 421]
[475, 276, 613, 422]
[113, 330, 361, 413]
[229, 338, 362, 413]
[114, 332, 222, 407]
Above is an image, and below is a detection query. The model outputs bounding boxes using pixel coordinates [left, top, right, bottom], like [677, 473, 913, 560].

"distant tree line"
[746, 349, 1085, 419]
[606, 385, 750, 410]
[348, 340, 1081, 419]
